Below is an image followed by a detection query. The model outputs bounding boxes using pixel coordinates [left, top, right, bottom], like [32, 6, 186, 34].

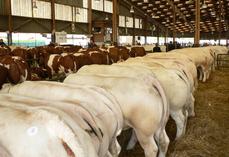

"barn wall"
[1, 16, 87, 34]
[55, 0, 83, 7]
[0, 15, 8, 31]
[0, 0, 7, 15]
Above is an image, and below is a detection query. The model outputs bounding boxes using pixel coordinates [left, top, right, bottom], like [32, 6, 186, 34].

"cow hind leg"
[155, 128, 170, 157]
[188, 94, 195, 117]
[126, 129, 138, 150]
[183, 110, 188, 136]
[135, 130, 158, 157]
[109, 138, 121, 157]
[171, 110, 186, 140]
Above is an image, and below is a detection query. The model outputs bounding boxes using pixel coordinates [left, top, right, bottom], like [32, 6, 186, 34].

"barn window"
[33, 1, 51, 19]
[11, 0, 32, 17]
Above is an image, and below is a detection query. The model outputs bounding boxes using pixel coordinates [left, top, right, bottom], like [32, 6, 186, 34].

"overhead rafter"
[128, 0, 229, 36]
[166, 0, 194, 31]
[123, 0, 167, 33]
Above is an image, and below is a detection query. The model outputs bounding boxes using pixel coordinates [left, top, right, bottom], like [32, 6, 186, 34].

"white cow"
[77, 64, 194, 139]
[171, 47, 214, 82]
[64, 74, 170, 157]
[120, 57, 195, 93]
[0, 94, 98, 157]
[203, 46, 228, 70]
[145, 52, 198, 88]
[1, 82, 123, 157]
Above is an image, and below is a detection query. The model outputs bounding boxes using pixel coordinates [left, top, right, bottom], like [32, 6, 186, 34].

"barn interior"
[0, 1, 229, 157]
[0, 0, 229, 46]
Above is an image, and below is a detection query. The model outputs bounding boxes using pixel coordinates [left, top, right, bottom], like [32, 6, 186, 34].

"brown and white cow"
[40, 53, 77, 78]
[129, 46, 146, 57]
[0, 65, 8, 89]
[0, 55, 31, 84]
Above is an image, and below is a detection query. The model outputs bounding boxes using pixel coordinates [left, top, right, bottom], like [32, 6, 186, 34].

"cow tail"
[152, 77, 169, 130]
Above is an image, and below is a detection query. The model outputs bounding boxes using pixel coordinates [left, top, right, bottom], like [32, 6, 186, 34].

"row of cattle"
[0, 45, 146, 86]
[0, 46, 228, 157]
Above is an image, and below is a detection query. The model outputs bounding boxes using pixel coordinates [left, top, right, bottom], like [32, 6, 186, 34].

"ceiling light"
[130, 6, 134, 13]
[211, 11, 215, 16]
[105, 15, 109, 20]
[143, 0, 148, 3]
[95, 0, 100, 3]
[201, 1, 207, 9]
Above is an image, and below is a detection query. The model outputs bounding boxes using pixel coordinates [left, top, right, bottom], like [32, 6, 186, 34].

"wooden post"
[172, 4, 176, 48]
[157, 29, 159, 44]
[51, 0, 56, 43]
[117, 0, 119, 43]
[164, 28, 168, 44]
[226, 30, 229, 46]
[6, 0, 12, 45]
[132, 13, 135, 45]
[144, 16, 147, 44]
[112, 0, 118, 43]
[194, 0, 200, 47]
[88, 0, 92, 35]
[218, 0, 222, 45]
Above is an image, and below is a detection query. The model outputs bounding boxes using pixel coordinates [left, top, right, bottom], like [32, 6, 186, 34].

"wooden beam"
[164, 28, 168, 44]
[6, 0, 12, 45]
[124, 0, 166, 30]
[218, 0, 222, 45]
[194, 0, 200, 46]
[112, 0, 118, 43]
[157, 29, 159, 44]
[51, 0, 56, 43]
[166, 0, 194, 32]
[88, 0, 92, 34]
[144, 16, 147, 44]
[132, 13, 135, 45]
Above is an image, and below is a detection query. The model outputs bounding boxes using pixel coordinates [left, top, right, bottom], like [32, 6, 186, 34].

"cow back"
[0, 65, 7, 89]
[130, 47, 146, 57]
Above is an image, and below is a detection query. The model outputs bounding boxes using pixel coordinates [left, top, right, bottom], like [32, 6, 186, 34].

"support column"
[144, 16, 147, 44]
[112, 0, 118, 43]
[164, 28, 168, 44]
[88, 0, 92, 35]
[51, 0, 56, 43]
[164, 28, 168, 51]
[7, 0, 12, 45]
[172, 4, 176, 48]
[194, 0, 200, 47]
[157, 29, 159, 44]
[132, 13, 135, 45]
[218, 0, 222, 45]
[226, 30, 228, 46]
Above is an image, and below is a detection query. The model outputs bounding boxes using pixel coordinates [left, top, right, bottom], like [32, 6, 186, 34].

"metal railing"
[216, 53, 229, 69]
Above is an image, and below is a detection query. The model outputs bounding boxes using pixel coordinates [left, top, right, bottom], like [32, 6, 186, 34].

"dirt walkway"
[119, 69, 229, 157]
